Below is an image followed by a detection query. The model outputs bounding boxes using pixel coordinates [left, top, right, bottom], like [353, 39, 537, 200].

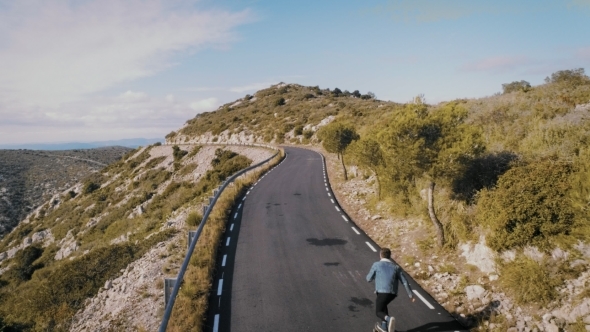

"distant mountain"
[0, 138, 163, 150]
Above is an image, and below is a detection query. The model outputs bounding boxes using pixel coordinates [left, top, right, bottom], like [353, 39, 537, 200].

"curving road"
[206, 146, 467, 332]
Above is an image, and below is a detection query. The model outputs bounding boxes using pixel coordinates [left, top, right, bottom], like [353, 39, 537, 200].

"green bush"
[186, 211, 202, 227]
[499, 255, 560, 305]
[82, 181, 100, 195]
[2, 245, 44, 283]
[477, 159, 575, 251]
[172, 145, 188, 161]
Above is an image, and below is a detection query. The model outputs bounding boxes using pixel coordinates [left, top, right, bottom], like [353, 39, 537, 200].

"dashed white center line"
[222, 255, 227, 267]
[247, 190, 251, 195]
[226, 237, 231, 246]
[242, 197, 246, 201]
[213, 314, 220, 332]
[234, 213, 238, 219]
[366, 242, 377, 252]
[342, 215, 349, 221]
[230, 224, 234, 231]
[352, 227, 360, 235]
[217, 279, 223, 295]
[413, 290, 435, 309]
[325, 188, 328, 191]
[238, 203, 242, 209]
[330, 199, 334, 203]
[335, 206, 340, 212]
[328, 193, 331, 197]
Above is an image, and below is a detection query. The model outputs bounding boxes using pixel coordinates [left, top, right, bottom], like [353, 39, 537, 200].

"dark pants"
[375, 292, 397, 321]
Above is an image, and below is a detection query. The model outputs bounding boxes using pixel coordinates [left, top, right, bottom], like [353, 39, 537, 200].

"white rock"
[465, 285, 486, 301]
[460, 236, 496, 273]
[551, 247, 569, 261]
[524, 246, 545, 262]
[104, 280, 112, 290]
[371, 215, 382, 220]
[544, 322, 559, 332]
[0, 252, 6, 262]
[23, 237, 32, 246]
[489, 274, 499, 281]
[501, 250, 516, 262]
[414, 262, 421, 268]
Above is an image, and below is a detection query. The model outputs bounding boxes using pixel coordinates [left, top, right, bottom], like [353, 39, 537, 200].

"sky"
[0, 0, 589, 145]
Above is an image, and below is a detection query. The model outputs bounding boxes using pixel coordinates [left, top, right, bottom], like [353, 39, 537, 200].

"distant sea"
[0, 138, 164, 150]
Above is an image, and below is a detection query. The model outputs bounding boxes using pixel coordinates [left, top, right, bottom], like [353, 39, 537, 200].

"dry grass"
[167, 150, 283, 332]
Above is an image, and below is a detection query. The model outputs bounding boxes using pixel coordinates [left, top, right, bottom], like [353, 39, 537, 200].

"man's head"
[380, 248, 391, 259]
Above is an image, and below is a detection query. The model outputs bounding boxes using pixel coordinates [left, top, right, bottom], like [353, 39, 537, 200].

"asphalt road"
[206, 146, 467, 332]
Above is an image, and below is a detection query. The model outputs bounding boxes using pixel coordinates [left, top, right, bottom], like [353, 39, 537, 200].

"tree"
[317, 122, 359, 180]
[378, 98, 484, 247]
[348, 138, 385, 199]
[352, 90, 361, 98]
[332, 88, 343, 97]
[502, 80, 531, 94]
[545, 68, 588, 86]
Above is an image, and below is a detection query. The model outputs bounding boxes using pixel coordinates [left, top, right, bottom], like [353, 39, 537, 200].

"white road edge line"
[217, 279, 223, 296]
[222, 255, 227, 267]
[234, 213, 238, 219]
[366, 242, 377, 252]
[213, 314, 220, 332]
[242, 197, 246, 201]
[413, 290, 435, 309]
[352, 227, 360, 235]
[330, 199, 334, 203]
[230, 224, 234, 231]
[335, 206, 340, 211]
[238, 203, 242, 209]
[328, 193, 331, 197]
[342, 215, 348, 222]
[226, 237, 231, 246]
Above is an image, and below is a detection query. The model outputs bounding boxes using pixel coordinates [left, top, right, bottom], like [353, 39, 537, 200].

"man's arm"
[366, 263, 376, 282]
[399, 269, 413, 299]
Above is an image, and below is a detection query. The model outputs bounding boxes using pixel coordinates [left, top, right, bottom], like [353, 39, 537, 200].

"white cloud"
[190, 98, 219, 112]
[165, 94, 176, 103]
[119, 90, 148, 102]
[0, 0, 252, 107]
[0, 0, 254, 144]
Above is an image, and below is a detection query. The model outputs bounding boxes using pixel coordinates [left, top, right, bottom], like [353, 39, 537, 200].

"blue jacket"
[366, 258, 413, 298]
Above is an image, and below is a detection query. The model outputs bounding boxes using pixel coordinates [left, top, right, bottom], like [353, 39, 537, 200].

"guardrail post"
[164, 278, 177, 306]
[203, 205, 208, 215]
[213, 189, 218, 196]
[188, 231, 197, 251]
[209, 196, 214, 205]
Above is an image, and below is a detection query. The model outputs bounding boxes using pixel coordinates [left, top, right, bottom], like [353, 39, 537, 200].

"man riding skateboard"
[366, 248, 415, 332]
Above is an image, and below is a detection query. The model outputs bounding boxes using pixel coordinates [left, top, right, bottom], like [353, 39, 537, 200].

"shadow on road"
[306, 238, 347, 246]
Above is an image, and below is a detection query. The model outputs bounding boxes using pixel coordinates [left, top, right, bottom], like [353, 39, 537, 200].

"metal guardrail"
[158, 144, 280, 331]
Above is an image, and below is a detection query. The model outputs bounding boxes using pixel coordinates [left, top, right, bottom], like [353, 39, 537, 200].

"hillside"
[0, 147, 132, 236]
[167, 69, 590, 331]
[0, 143, 277, 330]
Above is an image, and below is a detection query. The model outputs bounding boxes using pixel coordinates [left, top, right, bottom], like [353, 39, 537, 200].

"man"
[366, 248, 414, 332]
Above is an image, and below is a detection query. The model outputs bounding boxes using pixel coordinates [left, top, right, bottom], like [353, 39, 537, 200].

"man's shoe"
[387, 316, 396, 332]
[375, 322, 386, 332]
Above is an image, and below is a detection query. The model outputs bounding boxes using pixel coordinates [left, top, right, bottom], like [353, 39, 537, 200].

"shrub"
[2, 245, 44, 283]
[274, 97, 285, 106]
[502, 80, 531, 94]
[172, 145, 188, 161]
[82, 181, 100, 195]
[303, 130, 314, 139]
[293, 125, 304, 136]
[186, 212, 202, 227]
[477, 159, 575, 251]
[499, 255, 560, 305]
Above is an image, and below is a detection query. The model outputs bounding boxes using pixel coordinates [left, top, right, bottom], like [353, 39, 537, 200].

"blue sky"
[0, 0, 589, 144]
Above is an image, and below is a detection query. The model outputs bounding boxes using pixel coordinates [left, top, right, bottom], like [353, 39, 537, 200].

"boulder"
[460, 237, 496, 273]
[465, 285, 486, 302]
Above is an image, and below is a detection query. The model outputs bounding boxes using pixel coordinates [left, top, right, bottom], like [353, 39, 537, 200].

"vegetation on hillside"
[0, 143, 260, 331]
[0, 147, 131, 236]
